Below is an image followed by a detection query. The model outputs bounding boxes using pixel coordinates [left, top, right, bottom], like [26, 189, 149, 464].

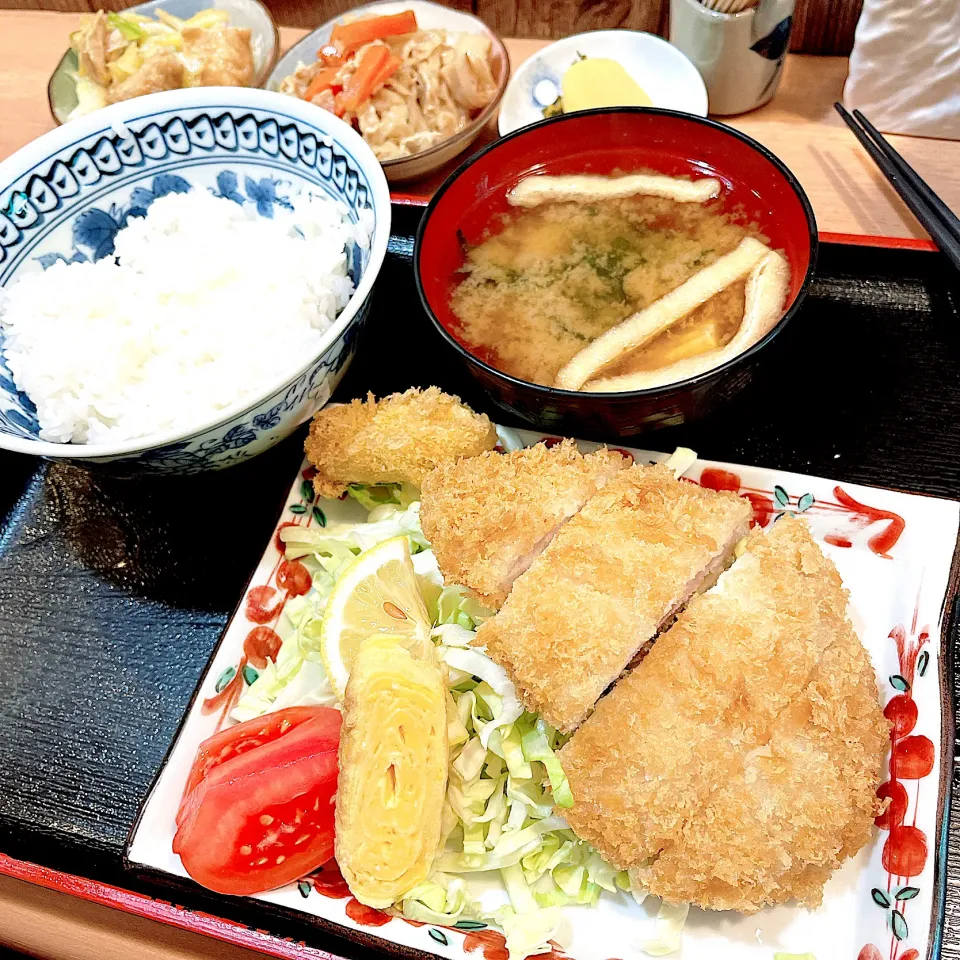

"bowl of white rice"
[0, 86, 390, 474]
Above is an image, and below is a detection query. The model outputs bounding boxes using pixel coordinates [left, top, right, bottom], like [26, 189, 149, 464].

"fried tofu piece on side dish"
[560, 515, 888, 913]
[305, 388, 498, 498]
[475, 463, 753, 732]
[420, 440, 630, 607]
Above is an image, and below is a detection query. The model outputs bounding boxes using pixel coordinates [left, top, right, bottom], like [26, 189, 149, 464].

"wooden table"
[0, 873, 280, 960]
[0, 15, 958, 960]
[1, 11, 958, 246]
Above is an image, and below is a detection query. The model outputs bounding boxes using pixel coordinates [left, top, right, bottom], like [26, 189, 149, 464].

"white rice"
[0, 188, 370, 444]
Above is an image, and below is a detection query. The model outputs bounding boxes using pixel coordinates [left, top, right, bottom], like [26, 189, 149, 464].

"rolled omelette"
[335, 634, 448, 908]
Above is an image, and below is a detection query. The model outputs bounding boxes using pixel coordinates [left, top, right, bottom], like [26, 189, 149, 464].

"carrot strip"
[337, 46, 401, 112]
[303, 66, 342, 101]
[329, 10, 417, 58]
[367, 52, 402, 95]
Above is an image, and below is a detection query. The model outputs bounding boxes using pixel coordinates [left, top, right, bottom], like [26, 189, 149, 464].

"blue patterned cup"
[0, 88, 390, 474]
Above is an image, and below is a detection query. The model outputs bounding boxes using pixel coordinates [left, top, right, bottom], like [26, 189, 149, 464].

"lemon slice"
[320, 536, 432, 700]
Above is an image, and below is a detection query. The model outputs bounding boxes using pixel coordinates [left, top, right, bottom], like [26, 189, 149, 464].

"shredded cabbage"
[429, 592, 622, 958]
[232, 484, 691, 958]
[639, 901, 690, 957]
[401, 875, 475, 925]
[234, 502, 426, 721]
[346, 482, 419, 511]
[485, 903, 565, 959]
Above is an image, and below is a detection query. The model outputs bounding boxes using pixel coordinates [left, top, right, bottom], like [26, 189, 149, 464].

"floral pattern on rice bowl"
[0, 89, 390, 472]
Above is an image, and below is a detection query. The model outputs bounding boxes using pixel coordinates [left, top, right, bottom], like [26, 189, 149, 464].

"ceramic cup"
[669, 0, 795, 116]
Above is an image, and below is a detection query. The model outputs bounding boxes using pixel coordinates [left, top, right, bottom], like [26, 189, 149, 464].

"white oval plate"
[499, 30, 708, 136]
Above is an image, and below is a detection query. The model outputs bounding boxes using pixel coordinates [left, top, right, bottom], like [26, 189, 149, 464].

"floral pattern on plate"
[128, 429, 959, 960]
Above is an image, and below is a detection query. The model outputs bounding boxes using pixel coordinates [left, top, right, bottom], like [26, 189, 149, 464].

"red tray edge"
[0, 852, 333, 960]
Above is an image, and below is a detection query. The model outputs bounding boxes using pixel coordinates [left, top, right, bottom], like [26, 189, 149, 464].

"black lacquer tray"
[2, 207, 960, 957]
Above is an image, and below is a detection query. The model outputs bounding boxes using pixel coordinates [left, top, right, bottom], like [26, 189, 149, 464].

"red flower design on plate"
[696, 469, 906, 556]
[277, 559, 312, 597]
[464, 930, 509, 960]
[345, 898, 392, 927]
[244, 626, 281, 668]
[860, 590, 933, 959]
[245, 584, 283, 624]
[202, 466, 329, 727]
[309, 859, 350, 899]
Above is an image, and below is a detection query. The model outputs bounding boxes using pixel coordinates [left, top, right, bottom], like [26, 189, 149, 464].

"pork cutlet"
[475, 463, 753, 731]
[420, 440, 629, 607]
[559, 515, 888, 912]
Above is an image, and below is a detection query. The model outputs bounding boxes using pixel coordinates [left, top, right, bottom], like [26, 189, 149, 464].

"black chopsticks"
[834, 101, 960, 271]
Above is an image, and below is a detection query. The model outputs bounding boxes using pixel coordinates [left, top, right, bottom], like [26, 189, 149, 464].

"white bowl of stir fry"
[48, 0, 279, 124]
[268, 0, 509, 182]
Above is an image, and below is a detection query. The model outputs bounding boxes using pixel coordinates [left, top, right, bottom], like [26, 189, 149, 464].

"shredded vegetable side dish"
[69, 8, 255, 118]
[279, 10, 498, 161]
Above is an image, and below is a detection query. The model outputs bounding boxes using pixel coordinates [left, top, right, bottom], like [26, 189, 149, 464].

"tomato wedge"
[177, 705, 337, 821]
[174, 706, 341, 896]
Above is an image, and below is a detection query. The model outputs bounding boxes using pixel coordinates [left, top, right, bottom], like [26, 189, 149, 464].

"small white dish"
[498, 30, 708, 136]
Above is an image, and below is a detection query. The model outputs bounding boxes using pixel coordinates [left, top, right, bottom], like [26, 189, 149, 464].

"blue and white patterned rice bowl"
[0, 87, 390, 475]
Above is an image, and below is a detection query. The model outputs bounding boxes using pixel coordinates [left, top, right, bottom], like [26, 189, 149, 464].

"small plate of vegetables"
[48, 0, 279, 124]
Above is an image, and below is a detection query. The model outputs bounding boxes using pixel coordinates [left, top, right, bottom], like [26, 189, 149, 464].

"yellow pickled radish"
[561, 58, 652, 112]
[335, 634, 448, 908]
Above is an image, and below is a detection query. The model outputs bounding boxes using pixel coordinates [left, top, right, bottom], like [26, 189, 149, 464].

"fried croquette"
[475, 464, 753, 732]
[560, 515, 889, 913]
[305, 388, 498, 498]
[420, 440, 630, 607]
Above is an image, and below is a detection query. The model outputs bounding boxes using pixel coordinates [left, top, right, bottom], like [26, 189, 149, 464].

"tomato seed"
[260, 814, 274, 825]
[276, 855, 286, 864]
[295, 834, 311, 845]
[257, 858, 268, 865]
[240, 845, 252, 855]
[383, 601, 407, 620]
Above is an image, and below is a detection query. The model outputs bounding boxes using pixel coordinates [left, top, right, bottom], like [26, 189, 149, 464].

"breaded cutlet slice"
[475, 463, 753, 731]
[420, 440, 629, 607]
[560, 516, 888, 913]
[304, 388, 498, 498]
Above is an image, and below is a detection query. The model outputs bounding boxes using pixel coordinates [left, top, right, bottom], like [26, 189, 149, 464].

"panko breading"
[475, 464, 753, 731]
[560, 516, 889, 913]
[305, 388, 498, 498]
[420, 440, 629, 607]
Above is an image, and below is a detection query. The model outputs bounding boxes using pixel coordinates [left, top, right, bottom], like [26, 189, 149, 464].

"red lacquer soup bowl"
[414, 107, 817, 438]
